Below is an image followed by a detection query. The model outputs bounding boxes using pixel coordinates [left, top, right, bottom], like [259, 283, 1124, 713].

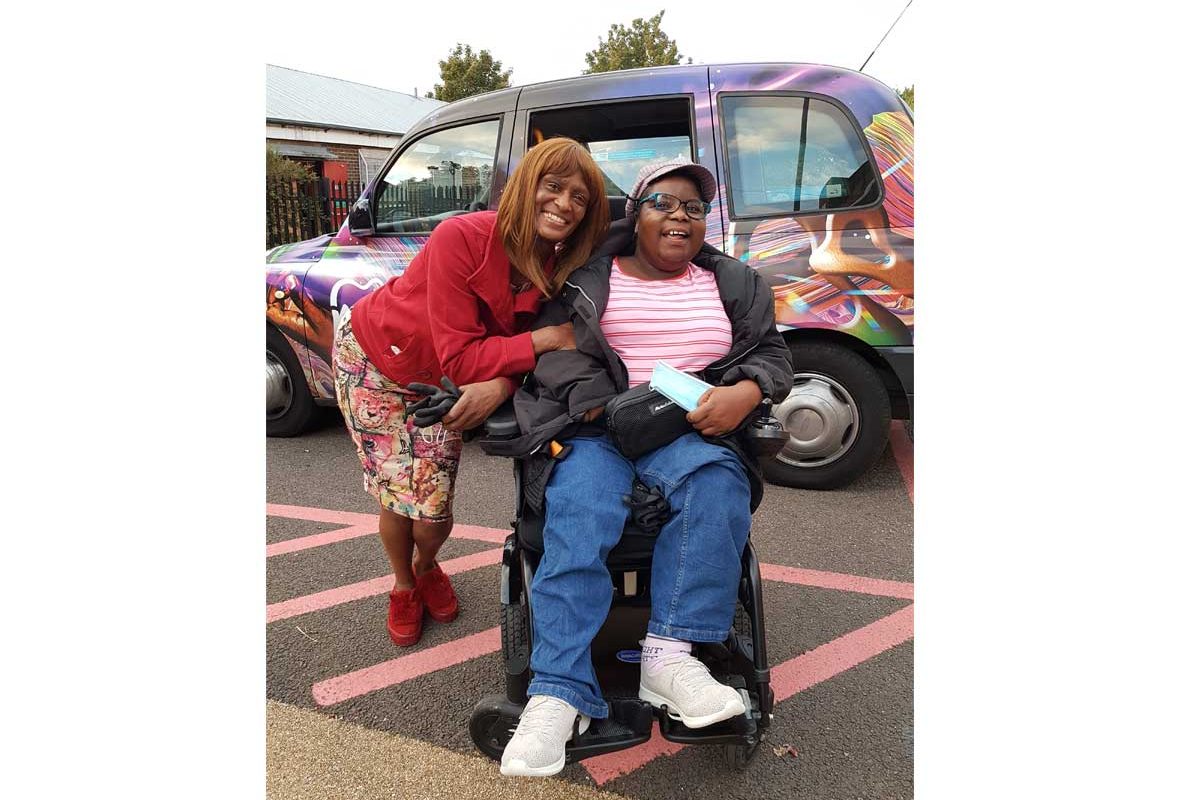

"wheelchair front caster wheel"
[723, 740, 762, 770]
[469, 695, 523, 761]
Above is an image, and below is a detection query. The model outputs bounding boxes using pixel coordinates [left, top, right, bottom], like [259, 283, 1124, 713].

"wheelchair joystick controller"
[743, 400, 789, 458]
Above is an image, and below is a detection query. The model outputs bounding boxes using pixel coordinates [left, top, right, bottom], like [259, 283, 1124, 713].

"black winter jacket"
[491, 219, 793, 509]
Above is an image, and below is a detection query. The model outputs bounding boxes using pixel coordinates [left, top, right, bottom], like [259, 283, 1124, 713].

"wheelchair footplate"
[654, 678, 762, 748]
[564, 697, 655, 763]
[470, 695, 654, 763]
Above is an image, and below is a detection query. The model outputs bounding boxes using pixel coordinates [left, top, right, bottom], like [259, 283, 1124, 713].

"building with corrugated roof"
[266, 64, 444, 185]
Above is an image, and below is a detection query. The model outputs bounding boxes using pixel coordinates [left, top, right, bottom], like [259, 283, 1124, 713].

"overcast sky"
[263, 0, 917, 99]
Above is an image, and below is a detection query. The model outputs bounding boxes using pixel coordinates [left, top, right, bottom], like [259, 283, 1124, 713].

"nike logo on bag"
[651, 401, 673, 414]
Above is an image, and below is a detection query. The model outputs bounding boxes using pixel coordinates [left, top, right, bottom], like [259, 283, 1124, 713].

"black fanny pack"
[604, 383, 693, 460]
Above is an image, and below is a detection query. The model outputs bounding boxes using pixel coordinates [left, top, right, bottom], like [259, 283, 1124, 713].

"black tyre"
[762, 340, 891, 490]
[469, 698, 520, 761]
[733, 602, 752, 639]
[267, 326, 317, 437]
[723, 741, 762, 770]
[501, 600, 532, 692]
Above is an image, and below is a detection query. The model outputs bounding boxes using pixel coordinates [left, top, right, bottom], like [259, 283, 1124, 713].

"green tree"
[583, 10, 688, 74]
[266, 147, 318, 247]
[426, 44, 512, 102]
[897, 85, 914, 111]
[267, 146, 315, 183]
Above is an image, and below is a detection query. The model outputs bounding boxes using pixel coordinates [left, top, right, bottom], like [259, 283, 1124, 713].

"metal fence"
[266, 180, 485, 248]
[376, 183, 481, 225]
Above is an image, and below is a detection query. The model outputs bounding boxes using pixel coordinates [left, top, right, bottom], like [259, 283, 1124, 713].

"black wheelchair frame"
[467, 405, 780, 771]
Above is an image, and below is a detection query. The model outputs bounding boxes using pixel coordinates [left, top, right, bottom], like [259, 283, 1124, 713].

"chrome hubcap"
[266, 351, 292, 419]
[772, 372, 860, 468]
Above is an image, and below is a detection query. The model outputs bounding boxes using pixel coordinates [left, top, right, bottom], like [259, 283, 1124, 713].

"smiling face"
[533, 170, 590, 245]
[633, 175, 707, 277]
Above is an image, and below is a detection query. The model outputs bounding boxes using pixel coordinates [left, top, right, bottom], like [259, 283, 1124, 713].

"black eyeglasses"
[633, 192, 711, 220]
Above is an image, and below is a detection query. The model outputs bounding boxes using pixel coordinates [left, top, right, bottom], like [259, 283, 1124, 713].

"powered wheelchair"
[466, 401, 787, 771]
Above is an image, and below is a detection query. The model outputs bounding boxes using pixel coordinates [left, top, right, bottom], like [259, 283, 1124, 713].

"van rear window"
[529, 98, 693, 202]
[722, 95, 880, 217]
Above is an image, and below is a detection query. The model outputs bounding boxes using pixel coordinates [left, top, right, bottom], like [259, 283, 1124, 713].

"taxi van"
[266, 62, 914, 489]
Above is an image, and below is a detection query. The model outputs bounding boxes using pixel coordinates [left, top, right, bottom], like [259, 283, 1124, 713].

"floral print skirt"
[332, 309, 463, 521]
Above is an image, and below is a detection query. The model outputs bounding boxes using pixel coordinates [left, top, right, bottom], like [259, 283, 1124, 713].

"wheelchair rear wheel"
[734, 603, 752, 637]
[501, 600, 532, 698]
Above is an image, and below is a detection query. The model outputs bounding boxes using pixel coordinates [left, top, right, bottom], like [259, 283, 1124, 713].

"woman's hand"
[442, 378, 510, 431]
[531, 322, 576, 354]
[686, 380, 763, 437]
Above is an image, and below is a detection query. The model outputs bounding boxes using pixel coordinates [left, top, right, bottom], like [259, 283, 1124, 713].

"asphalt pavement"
[267, 407, 913, 799]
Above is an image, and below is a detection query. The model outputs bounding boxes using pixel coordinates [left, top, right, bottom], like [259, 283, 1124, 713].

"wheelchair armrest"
[482, 399, 520, 440]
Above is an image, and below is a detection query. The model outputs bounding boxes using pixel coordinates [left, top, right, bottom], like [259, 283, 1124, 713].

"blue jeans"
[527, 432, 752, 720]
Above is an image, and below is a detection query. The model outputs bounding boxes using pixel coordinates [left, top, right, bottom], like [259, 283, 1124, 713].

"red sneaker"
[415, 562, 459, 623]
[387, 587, 424, 646]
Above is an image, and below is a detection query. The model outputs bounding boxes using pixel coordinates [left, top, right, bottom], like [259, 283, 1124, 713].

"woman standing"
[333, 138, 609, 647]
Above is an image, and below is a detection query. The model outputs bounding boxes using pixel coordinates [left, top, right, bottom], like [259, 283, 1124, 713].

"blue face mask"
[649, 361, 713, 412]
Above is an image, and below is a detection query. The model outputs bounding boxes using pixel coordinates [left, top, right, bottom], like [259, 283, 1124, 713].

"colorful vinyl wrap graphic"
[267, 234, 425, 399]
[266, 64, 914, 402]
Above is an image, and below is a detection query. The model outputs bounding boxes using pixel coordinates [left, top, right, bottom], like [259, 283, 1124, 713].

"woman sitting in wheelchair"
[498, 158, 793, 777]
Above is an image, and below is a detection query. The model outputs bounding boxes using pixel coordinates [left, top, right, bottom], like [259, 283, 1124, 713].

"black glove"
[404, 376, 462, 428]
[623, 479, 671, 535]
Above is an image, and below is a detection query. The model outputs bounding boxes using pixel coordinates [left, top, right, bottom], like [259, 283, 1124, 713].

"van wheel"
[267, 326, 316, 437]
[761, 341, 890, 490]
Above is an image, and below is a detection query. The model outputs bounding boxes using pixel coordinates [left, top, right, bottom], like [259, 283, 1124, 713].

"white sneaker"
[638, 652, 745, 728]
[499, 695, 590, 777]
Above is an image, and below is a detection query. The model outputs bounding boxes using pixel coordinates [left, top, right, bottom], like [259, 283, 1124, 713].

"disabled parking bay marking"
[268, 503, 914, 784]
[267, 502, 507, 558]
[267, 548, 503, 623]
[581, 604, 913, 785]
[312, 627, 503, 707]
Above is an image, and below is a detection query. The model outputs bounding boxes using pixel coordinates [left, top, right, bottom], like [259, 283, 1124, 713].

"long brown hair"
[497, 137, 609, 297]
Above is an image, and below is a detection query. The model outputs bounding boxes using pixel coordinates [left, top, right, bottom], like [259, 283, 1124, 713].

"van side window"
[528, 98, 692, 220]
[722, 96, 880, 217]
[374, 119, 500, 234]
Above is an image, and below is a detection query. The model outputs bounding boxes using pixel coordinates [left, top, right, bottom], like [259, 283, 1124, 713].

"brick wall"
[266, 138, 368, 184]
[325, 143, 363, 183]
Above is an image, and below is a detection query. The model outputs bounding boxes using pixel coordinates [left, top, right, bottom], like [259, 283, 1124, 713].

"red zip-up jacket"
[349, 211, 546, 394]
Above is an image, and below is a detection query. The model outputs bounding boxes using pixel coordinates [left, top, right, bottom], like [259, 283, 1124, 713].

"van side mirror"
[348, 197, 375, 237]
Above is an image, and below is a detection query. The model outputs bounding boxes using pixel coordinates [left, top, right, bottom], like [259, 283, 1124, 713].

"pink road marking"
[273, 499, 916, 773]
[771, 603, 913, 699]
[312, 627, 501, 706]
[452, 524, 510, 544]
[583, 729, 684, 786]
[266, 502, 510, 557]
[582, 604, 914, 785]
[267, 503, 377, 526]
[267, 524, 378, 558]
[267, 548, 502, 623]
[889, 420, 914, 502]
[759, 563, 913, 600]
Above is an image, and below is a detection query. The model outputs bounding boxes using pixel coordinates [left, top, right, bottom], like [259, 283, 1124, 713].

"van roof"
[408, 62, 882, 134]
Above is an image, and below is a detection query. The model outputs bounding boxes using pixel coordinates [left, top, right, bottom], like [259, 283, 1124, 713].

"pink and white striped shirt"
[600, 259, 733, 386]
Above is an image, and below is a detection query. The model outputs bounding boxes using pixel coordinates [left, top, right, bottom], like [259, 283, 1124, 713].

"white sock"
[640, 634, 692, 677]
